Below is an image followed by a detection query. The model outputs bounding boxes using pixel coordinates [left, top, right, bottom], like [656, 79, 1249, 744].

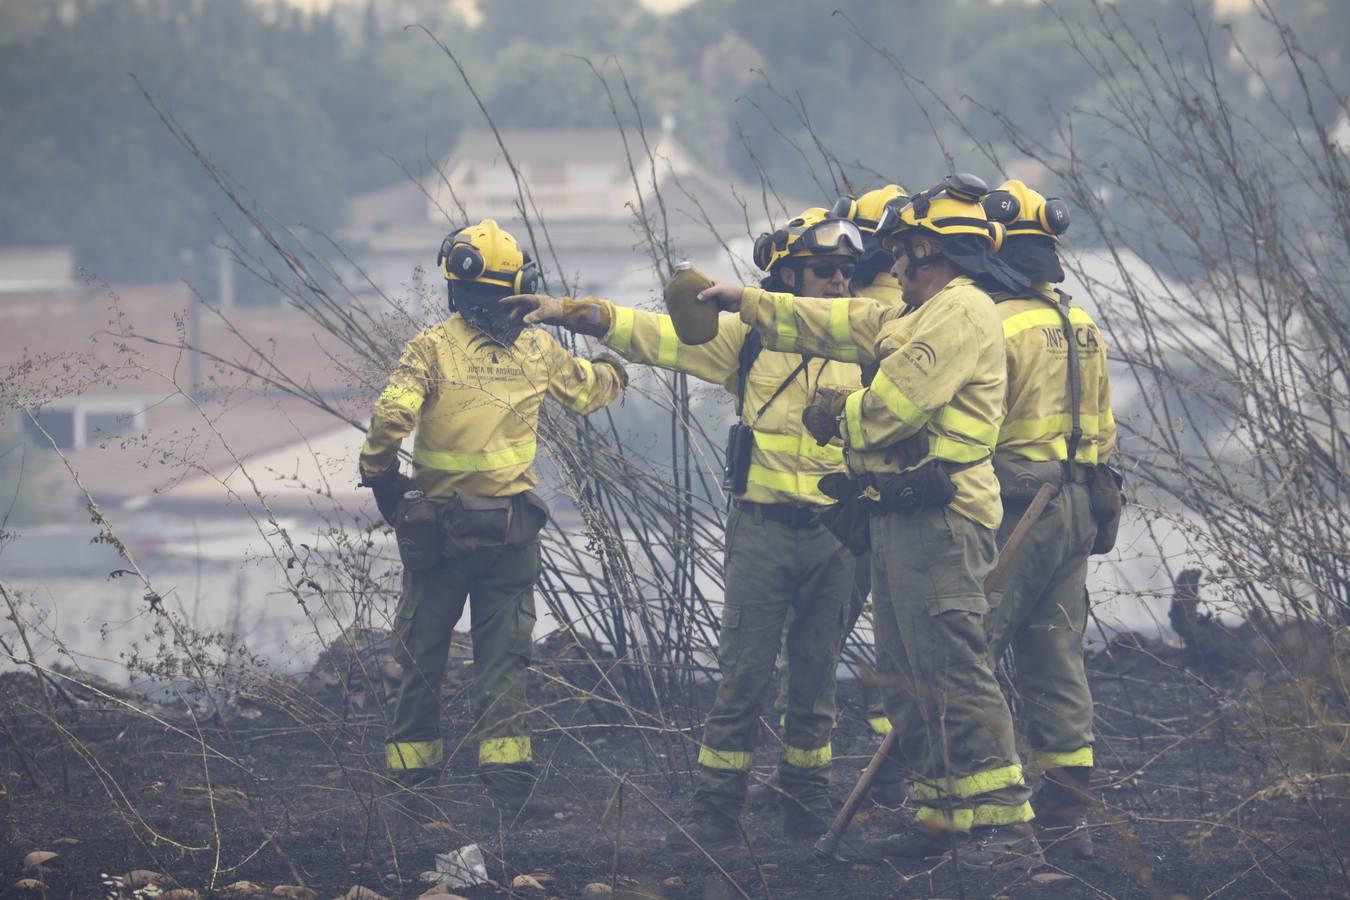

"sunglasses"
[804, 260, 856, 279]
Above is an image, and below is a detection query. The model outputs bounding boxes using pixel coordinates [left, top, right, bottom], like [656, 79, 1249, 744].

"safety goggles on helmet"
[796, 217, 865, 258]
[754, 209, 865, 272]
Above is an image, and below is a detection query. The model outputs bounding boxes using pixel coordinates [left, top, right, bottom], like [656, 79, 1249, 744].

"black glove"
[803, 388, 850, 446]
[361, 466, 415, 526]
[591, 352, 629, 389]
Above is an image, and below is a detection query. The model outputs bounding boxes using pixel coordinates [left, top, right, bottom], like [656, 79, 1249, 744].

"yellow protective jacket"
[995, 283, 1116, 464]
[739, 276, 1006, 530]
[598, 301, 861, 506]
[857, 271, 903, 307]
[360, 314, 624, 498]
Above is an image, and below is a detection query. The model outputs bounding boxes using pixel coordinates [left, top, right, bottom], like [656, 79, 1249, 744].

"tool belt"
[394, 491, 549, 569]
[866, 461, 958, 514]
[816, 472, 871, 555]
[737, 500, 821, 529]
[993, 456, 1090, 504]
[1087, 463, 1125, 554]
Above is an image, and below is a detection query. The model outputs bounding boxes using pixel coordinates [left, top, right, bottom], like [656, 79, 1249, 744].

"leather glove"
[803, 388, 851, 446]
[591, 352, 629, 389]
[500, 294, 611, 337]
[360, 465, 416, 526]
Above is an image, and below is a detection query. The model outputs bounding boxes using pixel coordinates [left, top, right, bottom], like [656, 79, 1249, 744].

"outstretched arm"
[704, 284, 891, 365]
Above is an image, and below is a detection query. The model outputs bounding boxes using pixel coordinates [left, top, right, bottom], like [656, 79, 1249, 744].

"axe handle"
[815, 482, 1055, 855]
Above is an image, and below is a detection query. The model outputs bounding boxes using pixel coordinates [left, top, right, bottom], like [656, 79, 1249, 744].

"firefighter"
[358, 219, 626, 817]
[981, 180, 1116, 858]
[764, 185, 911, 806]
[701, 176, 1044, 870]
[502, 208, 864, 847]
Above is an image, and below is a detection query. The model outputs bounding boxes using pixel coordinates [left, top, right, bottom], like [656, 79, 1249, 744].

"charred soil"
[2, 633, 1347, 899]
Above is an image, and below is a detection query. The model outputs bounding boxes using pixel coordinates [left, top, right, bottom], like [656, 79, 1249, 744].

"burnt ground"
[1, 633, 1347, 899]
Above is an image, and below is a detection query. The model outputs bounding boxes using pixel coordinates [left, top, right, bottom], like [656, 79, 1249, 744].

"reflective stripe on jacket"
[996, 284, 1116, 465]
[599, 301, 860, 506]
[739, 276, 1006, 530]
[360, 314, 623, 498]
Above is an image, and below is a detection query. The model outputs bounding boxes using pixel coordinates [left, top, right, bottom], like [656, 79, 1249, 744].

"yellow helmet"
[752, 207, 865, 272]
[437, 218, 539, 293]
[829, 184, 909, 234]
[982, 179, 1071, 241]
[874, 173, 1004, 250]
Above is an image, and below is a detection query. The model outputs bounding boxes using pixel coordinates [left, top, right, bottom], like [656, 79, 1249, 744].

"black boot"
[1036, 766, 1094, 859]
[665, 811, 740, 851]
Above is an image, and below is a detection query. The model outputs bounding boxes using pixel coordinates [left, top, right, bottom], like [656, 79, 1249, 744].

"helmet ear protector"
[437, 232, 540, 293]
[992, 180, 1071, 238]
[982, 189, 1022, 226]
[752, 227, 790, 271]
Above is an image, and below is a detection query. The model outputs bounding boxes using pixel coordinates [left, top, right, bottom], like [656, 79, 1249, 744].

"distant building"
[343, 127, 776, 305]
[0, 246, 75, 293]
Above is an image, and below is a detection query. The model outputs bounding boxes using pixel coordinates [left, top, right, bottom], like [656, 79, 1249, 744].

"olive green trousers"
[986, 481, 1096, 772]
[693, 504, 853, 822]
[870, 505, 1033, 831]
[385, 539, 540, 800]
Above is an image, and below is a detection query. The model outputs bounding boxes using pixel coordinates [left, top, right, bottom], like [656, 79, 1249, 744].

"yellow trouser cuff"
[912, 764, 1025, 801]
[783, 743, 832, 768]
[479, 736, 532, 766]
[867, 715, 893, 736]
[698, 746, 753, 770]
[386, 739, 443, 771]
[972, 800, 1035, 826]
[1031, 747, 1094, 769]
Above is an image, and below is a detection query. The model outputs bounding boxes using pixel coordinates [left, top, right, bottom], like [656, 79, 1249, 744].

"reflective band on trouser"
[911, 764, 1025, 802]
[828, 297, 858, 362]
[657, 316, 680, 367]
[379, 383, 424, 414]
[479, 736, 532, 766]
[871, 369, 931, 431]
[608, 304, 635, 354]
[699, 746, 753, 770]
[783, 743, 832, 768]
[773, 292, 799, 351]
[1030, 747, 1093, 769]
[914, 801, 1033, 832]
[569, 358, 596, 413]
[386, 739, 443, 771]
[867, 715, 893, 736]
[745, 464, 823, 499]
[414, 439, 537, 472]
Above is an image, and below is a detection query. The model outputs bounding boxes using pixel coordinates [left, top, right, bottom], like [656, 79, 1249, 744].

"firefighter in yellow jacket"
[767, 186, 910, 804]
[981, 180, 1116, 858]
[701, 176, 1044, 870]
[359, 219, 626, 814]
[503, 208, 863, 847]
